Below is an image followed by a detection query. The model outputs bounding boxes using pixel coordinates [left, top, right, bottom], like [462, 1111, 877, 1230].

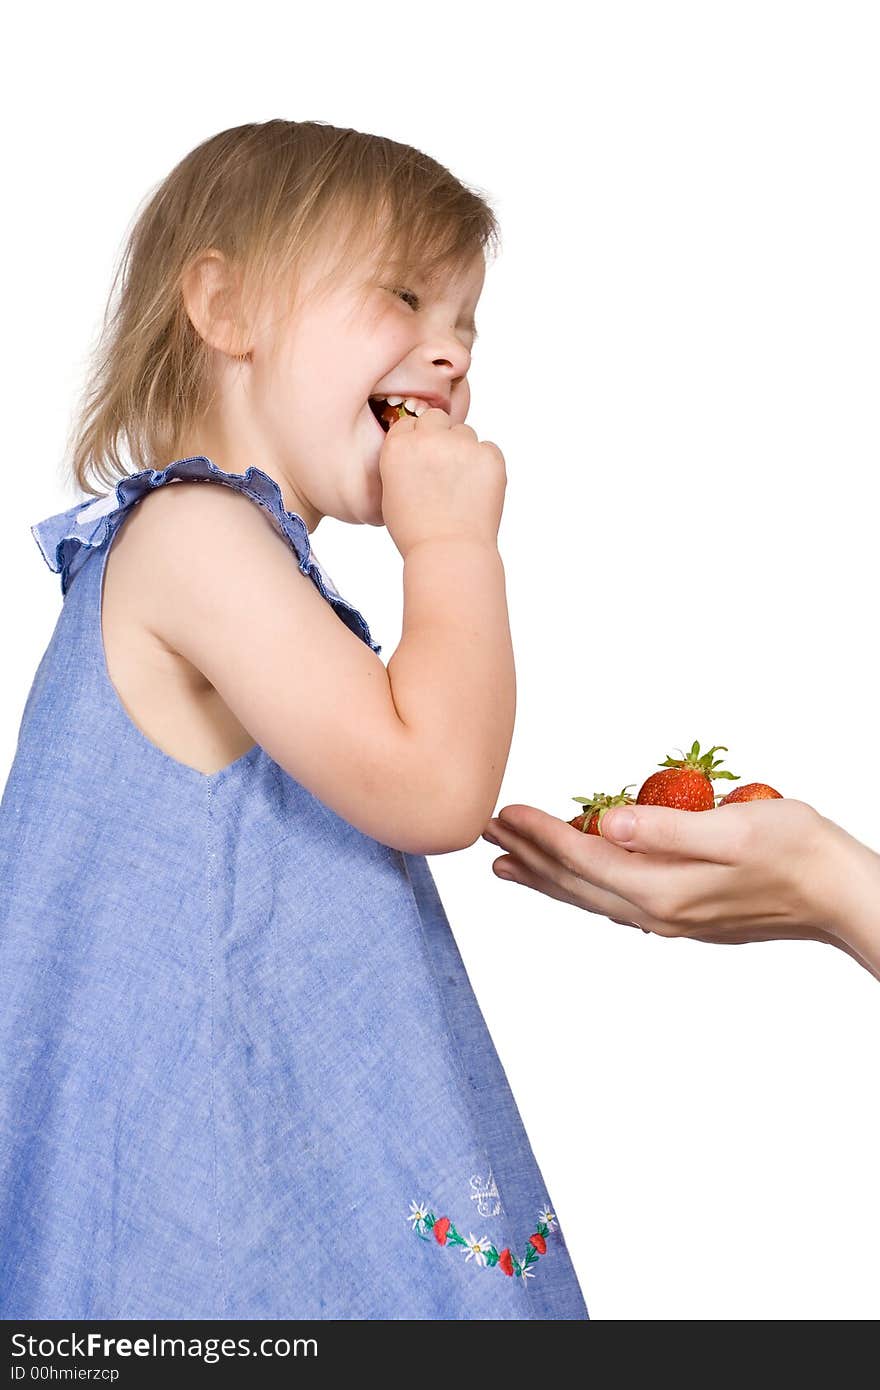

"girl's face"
[243, 238, 485, 532]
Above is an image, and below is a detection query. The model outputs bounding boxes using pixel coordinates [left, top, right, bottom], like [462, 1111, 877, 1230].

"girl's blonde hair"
[66, 119, 501, 496]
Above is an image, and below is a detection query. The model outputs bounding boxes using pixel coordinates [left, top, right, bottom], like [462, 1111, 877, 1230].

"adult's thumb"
[600, 802, 735, 860]
[600, 808, 637, 843]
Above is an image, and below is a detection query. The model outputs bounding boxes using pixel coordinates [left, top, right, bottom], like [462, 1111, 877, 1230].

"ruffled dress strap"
[30, 454, 382, 654]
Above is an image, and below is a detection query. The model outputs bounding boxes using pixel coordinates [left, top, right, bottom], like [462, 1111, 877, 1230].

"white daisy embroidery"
[407, 1199, 430, 1232]
[538, 1203, 557, 1230]
[407, 1196, 558, 1280]
[464, 1233, 491, 1267]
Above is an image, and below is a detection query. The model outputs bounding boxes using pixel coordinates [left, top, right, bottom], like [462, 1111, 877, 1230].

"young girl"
[0, 120, 589, 1321]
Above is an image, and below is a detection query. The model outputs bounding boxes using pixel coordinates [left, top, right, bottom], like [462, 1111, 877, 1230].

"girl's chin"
[364, 458, 386, 523]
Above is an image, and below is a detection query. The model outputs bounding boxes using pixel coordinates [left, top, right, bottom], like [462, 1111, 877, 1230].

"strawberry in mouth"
[368, 395, 426, 433]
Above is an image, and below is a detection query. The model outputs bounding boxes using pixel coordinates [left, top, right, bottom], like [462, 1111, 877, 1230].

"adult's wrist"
[813, 815, 880, 979]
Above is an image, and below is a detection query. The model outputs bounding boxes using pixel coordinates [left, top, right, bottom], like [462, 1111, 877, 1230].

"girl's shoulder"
[31, 457, 380, 653]
[101, 481, 263, 777]
[32, 456, 306, 589]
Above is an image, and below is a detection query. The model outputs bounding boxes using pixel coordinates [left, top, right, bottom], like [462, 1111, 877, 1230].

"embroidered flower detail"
[407, 1200, 430, 1234]
[538, 1204, 557, 1230]
[464, 1233, 491, 1267]
[408, 1196, 560, 1281]
[433, 1216, 451, 1245]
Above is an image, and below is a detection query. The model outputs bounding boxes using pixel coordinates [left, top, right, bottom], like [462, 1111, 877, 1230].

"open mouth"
[368, 397, 419, 433]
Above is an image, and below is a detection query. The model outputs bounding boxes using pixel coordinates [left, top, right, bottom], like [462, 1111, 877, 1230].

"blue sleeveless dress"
[0, 455, 589, 1320]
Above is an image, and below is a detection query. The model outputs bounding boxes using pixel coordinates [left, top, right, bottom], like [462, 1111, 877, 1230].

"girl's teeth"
[371, 393, 432, 418]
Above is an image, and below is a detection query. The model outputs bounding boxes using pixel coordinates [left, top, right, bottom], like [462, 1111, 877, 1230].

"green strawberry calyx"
[571, 786, 637, 832]
[658, 740, 739, 782]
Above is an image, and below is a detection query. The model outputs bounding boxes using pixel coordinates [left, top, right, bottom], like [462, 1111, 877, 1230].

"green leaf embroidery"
[410, 1198, 557, 1280]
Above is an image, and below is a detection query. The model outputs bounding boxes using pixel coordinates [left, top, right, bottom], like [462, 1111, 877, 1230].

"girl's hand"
[379, 407, 506, 559]
[481, 799, 880, 980]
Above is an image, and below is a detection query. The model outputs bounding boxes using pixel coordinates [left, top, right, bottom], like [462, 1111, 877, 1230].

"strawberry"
[569, 786, 636, 835]
[377, 400, 418, 430]
[718, 782, 782, 805]
[433, 1216, 451, 1245]
[636, 741, 739, 811]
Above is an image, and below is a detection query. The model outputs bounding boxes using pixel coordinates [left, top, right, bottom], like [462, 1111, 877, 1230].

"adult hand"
[481, 799, 880, 981]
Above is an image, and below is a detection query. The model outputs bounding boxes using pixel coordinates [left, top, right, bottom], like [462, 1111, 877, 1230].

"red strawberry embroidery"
[433, 1216, 451, 1245]
[411, 1197, 558, 1281]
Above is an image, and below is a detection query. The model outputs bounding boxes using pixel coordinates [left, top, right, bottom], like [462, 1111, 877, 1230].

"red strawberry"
[718, 782, 782, 805]
[637, 741, 739, 811]
[433, 1216, 451, 1245]
[498, 1247, 514, 1276]
[529, 1232, 547, 1255]
[376, 400, 417, 430]
[568, 786, 636, 835]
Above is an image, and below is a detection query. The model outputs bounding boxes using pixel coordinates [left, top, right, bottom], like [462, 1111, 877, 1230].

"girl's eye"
[392, 287, 420, 310]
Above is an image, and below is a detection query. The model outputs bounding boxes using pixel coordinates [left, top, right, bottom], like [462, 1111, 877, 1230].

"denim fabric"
[0, 456, 589, 1320]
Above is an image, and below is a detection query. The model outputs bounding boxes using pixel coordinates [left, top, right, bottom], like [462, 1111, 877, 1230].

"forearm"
[814, 817, 880, 981]
[387, 537, 516, 841]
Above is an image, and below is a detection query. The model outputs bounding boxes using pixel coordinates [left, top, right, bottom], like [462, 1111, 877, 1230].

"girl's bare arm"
[386, 535, 516, 845]
[131, 483, 513, 856]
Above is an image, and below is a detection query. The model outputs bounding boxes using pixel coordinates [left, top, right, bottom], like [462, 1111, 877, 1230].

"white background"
[3, 2, 879, 1319]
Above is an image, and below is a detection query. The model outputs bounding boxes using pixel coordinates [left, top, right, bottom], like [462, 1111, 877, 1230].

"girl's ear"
[181, 249, 252, 359]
